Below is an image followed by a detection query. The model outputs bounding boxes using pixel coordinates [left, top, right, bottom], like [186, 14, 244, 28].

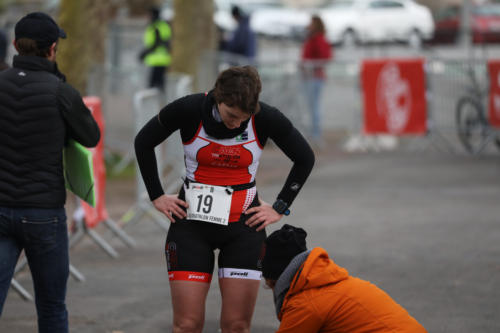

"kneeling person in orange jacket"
[262, 224, 427, 333]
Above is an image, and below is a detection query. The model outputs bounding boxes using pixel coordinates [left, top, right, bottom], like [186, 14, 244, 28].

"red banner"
[362, 58, 427, 135]
[81, 96, 108, 228]
[488, 60, 500, 128]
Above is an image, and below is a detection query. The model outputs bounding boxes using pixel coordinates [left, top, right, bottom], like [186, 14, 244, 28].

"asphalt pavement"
[1, 137, 499, 333]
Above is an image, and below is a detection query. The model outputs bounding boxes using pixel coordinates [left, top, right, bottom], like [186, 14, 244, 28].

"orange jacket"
[276, 247, 427, 333]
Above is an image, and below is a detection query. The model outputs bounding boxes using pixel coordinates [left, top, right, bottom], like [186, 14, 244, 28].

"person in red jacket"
[262, 224, 427, 333]
[301, 15, 332, 144]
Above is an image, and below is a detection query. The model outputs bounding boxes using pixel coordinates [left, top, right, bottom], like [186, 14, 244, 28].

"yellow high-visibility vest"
[143, 20, 172, 67]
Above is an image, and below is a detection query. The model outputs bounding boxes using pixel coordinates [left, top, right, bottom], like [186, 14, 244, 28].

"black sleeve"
[134, 116, 170, 201]
[255, 106, 315, 208]
[134, 95, 199, 201]
[57, 83, 100, 147]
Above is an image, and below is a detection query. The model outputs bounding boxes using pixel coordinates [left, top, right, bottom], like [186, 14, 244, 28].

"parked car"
[250, 5, 311, 39]
[216, 0, 285, 32]
[319, 0, 435, 48]
[162, 0, 284, 33]
[432, 3, 500, 44]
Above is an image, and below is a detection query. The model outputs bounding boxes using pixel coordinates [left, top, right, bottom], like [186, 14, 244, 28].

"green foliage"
[0, 0, 12, 13]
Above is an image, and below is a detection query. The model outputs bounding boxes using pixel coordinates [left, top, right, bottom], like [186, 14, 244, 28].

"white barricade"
[120, 73, 192, 230]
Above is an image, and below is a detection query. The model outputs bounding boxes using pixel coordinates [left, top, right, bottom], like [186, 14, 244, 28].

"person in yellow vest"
[139, 7, 171, 90]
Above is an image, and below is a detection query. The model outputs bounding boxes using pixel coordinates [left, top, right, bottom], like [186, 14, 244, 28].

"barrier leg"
[14, 257, 28, 274]
[69, 264, 86, 282]
[71, 206, 120, 259]
[10, 279, 33, 302]
[119, 205, 147, 226]
[69, 217, 86, 248]
[86, 227, 120, 259]
[408, 118, 457, 154]
[104, 218, 136, 248]
[427, 130, 457, 154]
[112, 148, 135, 174]
[141, 202, 170, 232]
[119, 201, 170, 232]
[17, 241, 86, 284]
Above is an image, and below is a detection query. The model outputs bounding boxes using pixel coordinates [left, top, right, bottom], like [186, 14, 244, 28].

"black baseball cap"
[15, 12, 66, 48]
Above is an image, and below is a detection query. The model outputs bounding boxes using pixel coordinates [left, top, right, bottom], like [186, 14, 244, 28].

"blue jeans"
[304, 78, 325, 139]
[0, 206, 69, 333]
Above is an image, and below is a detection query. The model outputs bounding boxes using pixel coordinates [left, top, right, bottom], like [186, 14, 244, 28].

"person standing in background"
[301, 15, 332, 146]
[226, 5, 257, 64]
[139, 6, 172, 90]
[0, 12, 100, 333]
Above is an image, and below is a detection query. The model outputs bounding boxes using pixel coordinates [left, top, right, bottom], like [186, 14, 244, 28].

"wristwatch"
[272, 199, 290, 216]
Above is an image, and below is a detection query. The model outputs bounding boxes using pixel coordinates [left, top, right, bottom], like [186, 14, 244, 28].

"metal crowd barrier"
[118, 73, 192, 230]
[199, 50, 498, 154]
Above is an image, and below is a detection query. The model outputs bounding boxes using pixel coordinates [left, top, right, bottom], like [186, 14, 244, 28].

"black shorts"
[165, 206, 266, 283]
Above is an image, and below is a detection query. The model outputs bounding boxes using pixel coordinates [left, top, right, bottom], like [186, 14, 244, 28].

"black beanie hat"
[262, 224, 307, 280]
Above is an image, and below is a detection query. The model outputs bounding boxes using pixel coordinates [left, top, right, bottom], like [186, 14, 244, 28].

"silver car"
[319, 0, 435, 48]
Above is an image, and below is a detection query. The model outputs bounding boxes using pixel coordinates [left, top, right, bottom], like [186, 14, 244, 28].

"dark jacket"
[274, 248, 427, 333]
[0, 55, 100, 208]
[226, 16, 256, 59]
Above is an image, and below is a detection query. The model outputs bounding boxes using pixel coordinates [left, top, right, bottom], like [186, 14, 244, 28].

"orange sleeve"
[276, 302, 323, 333]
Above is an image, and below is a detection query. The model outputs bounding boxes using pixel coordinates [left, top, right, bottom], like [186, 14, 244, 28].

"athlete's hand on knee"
[244, 201, 282, 231]
[153, 194, 188, 222]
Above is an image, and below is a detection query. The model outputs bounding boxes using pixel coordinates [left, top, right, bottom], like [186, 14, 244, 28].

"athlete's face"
[217, 103, 250, 129]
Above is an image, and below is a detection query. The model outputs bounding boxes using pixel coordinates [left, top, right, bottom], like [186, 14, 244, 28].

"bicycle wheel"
[455, 96, 489, 154]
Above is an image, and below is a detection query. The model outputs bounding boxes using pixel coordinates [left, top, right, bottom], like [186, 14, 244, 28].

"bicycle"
[455, 61, 500, 154]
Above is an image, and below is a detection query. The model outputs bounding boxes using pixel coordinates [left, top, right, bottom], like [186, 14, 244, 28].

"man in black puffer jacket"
[0, 12, 100, 333]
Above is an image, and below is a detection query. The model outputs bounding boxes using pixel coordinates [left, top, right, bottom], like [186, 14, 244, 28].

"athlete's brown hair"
[213, 66, 262, 115]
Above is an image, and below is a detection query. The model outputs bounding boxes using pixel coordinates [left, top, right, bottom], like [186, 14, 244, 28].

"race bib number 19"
[185, 183, 233, 226]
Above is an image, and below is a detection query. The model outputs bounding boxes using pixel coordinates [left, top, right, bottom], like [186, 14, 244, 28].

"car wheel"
[408, 29, 422, 49]
[342, 29, 357, 48]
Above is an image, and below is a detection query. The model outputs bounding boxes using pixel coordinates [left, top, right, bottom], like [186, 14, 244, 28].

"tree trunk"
[57, 0, 117, 95]
[57, 0, 91, 94]
[171, 0, 215, 89]
[125, 0, 161, 17]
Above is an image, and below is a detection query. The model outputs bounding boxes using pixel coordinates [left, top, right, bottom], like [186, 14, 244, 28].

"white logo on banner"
[376, 63, 412, 133]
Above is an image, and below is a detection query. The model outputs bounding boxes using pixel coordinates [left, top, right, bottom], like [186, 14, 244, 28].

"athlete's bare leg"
[219, 278, 260, 333]
[170, 280, 211, 333]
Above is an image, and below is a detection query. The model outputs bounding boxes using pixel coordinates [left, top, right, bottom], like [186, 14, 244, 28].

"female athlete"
[134, 66, 314, 333]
